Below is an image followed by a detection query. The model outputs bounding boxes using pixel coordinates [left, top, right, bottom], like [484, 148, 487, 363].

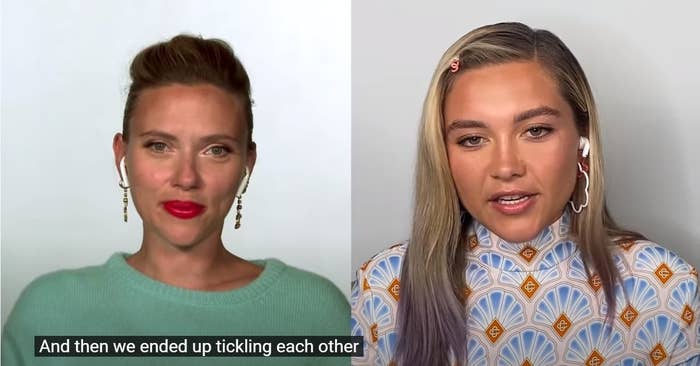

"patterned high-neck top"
[351, 211, 700, 365]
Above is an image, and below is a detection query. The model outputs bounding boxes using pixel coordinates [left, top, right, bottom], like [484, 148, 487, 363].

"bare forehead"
[137, 83, 240, 107]
[443, 61, 569, 122]
[449, 62, 559, 98]
[132, 84, 243, 122]
[128, 83, 245, 136]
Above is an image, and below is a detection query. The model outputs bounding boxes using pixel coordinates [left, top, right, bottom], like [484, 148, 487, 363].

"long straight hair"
[394, 22, 645, 365]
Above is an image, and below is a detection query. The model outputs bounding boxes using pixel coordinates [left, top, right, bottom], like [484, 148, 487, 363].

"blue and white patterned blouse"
[351, 211, 700, 365]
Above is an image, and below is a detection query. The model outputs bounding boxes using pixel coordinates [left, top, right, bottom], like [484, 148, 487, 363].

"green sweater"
[2, 254, 350, 365]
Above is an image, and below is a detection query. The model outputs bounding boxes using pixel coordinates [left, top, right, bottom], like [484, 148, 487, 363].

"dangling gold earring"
[118, 157, 130, 222]
[235, 195, 243, 229]
[235, 169, 250, 229]
[119, 181, 129, 222]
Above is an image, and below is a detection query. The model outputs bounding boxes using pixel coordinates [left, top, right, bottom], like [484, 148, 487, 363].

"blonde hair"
[395, 22, 644, 365]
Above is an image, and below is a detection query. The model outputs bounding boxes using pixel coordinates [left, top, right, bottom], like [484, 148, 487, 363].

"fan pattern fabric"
[351, 211, 700, 365]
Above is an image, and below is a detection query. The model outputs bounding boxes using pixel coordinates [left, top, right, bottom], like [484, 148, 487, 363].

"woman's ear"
[113, 133, 128, 183]
[246, 141, 257, 175]
[579, 136, 590, 158]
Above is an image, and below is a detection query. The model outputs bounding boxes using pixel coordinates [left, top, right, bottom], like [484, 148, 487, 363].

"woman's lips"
[489, 194, 537, 215]
[163, 200, 205, 219]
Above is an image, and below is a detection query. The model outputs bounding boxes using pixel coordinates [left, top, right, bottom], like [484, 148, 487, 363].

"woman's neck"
[127, 232, 262, 291]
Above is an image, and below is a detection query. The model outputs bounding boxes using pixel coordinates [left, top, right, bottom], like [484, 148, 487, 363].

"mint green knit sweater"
[2, 254, 350, 365]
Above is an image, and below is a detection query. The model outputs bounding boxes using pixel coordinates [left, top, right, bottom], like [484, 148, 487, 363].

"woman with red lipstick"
[351, 23, 699, 365]
[2, 35, 348, 366]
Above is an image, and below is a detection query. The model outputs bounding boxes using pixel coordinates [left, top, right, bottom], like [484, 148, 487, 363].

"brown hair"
[122, 34, 253, 143]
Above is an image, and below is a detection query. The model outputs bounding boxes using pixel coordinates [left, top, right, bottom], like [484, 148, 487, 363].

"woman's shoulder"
[4, 259, 112, 332]
[613, 239, 700, 364]
[269, 259, 339, 287]
[356, 241, 408, 277]
[262, 259, 349, 334]
[12, 260, 110, 307]
[264, 259, 348, 306]
[352, 241, 407, 306]
[613, 239, 698, 280]
[613, 240, 699, 306]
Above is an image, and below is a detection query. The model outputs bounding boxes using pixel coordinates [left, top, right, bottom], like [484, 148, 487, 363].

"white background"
[352, 1, 700, 271]
[1, 0, 351, 324]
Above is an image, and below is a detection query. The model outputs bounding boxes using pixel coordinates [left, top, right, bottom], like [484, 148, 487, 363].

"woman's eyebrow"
[199, 134, 239, 145]
[446, 119, 487, 132]
[136, 131, 239, 144]
[514, 106, 560, 123]
[446, 106, 561, 132]
[138, 130, 177, 141]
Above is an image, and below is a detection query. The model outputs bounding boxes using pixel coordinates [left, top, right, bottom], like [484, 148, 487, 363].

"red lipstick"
[163, 200, 205, 219]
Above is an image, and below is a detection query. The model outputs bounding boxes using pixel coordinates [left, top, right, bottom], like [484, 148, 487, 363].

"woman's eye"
[206, 146, 230, 156]
[459, 136, 485, 147]
[148, 142, 168, 153]
[526, 126, 552, 138]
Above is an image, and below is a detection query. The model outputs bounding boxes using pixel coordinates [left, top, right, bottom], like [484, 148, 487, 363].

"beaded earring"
[234, 168, 250, 229]
[119, 157, 130, 222]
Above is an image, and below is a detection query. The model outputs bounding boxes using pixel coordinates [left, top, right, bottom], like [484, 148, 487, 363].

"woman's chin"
[157, 229, 209, 249]
[144, 214, 221, 249]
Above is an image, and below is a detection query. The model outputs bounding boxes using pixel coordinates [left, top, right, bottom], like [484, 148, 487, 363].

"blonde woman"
[352, 22, 699, 365]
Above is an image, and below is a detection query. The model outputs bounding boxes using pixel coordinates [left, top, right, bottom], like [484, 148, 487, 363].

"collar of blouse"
[467, 208, 578, 272]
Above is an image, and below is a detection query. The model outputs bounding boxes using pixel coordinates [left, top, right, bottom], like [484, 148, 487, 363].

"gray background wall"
[1, 0, 350, 324]
[352, 1, 700, 271]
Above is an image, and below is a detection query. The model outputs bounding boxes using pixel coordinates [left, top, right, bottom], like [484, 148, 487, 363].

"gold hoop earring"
[119, 181, 129, 222]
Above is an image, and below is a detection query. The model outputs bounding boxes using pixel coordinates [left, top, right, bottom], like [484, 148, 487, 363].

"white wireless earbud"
[119, 157, 130, 187]
[579, 137, 590, 158]
[236, 167, 250, 197]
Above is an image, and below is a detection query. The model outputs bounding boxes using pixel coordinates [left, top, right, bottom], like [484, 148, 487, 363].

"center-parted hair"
[395, 22, 644, 365]
[122, 34, 253, 144]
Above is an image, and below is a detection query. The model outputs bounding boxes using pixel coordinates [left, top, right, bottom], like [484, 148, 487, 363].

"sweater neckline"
[105, 253, 285, 307]
[467, 209, 578, 272]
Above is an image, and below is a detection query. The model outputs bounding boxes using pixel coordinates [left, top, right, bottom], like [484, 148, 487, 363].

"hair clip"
[449, 57, 460, 73]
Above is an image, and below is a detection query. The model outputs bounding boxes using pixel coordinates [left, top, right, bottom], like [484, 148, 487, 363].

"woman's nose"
[172, 155, 201, 190]
[489, 142, 525, 181]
